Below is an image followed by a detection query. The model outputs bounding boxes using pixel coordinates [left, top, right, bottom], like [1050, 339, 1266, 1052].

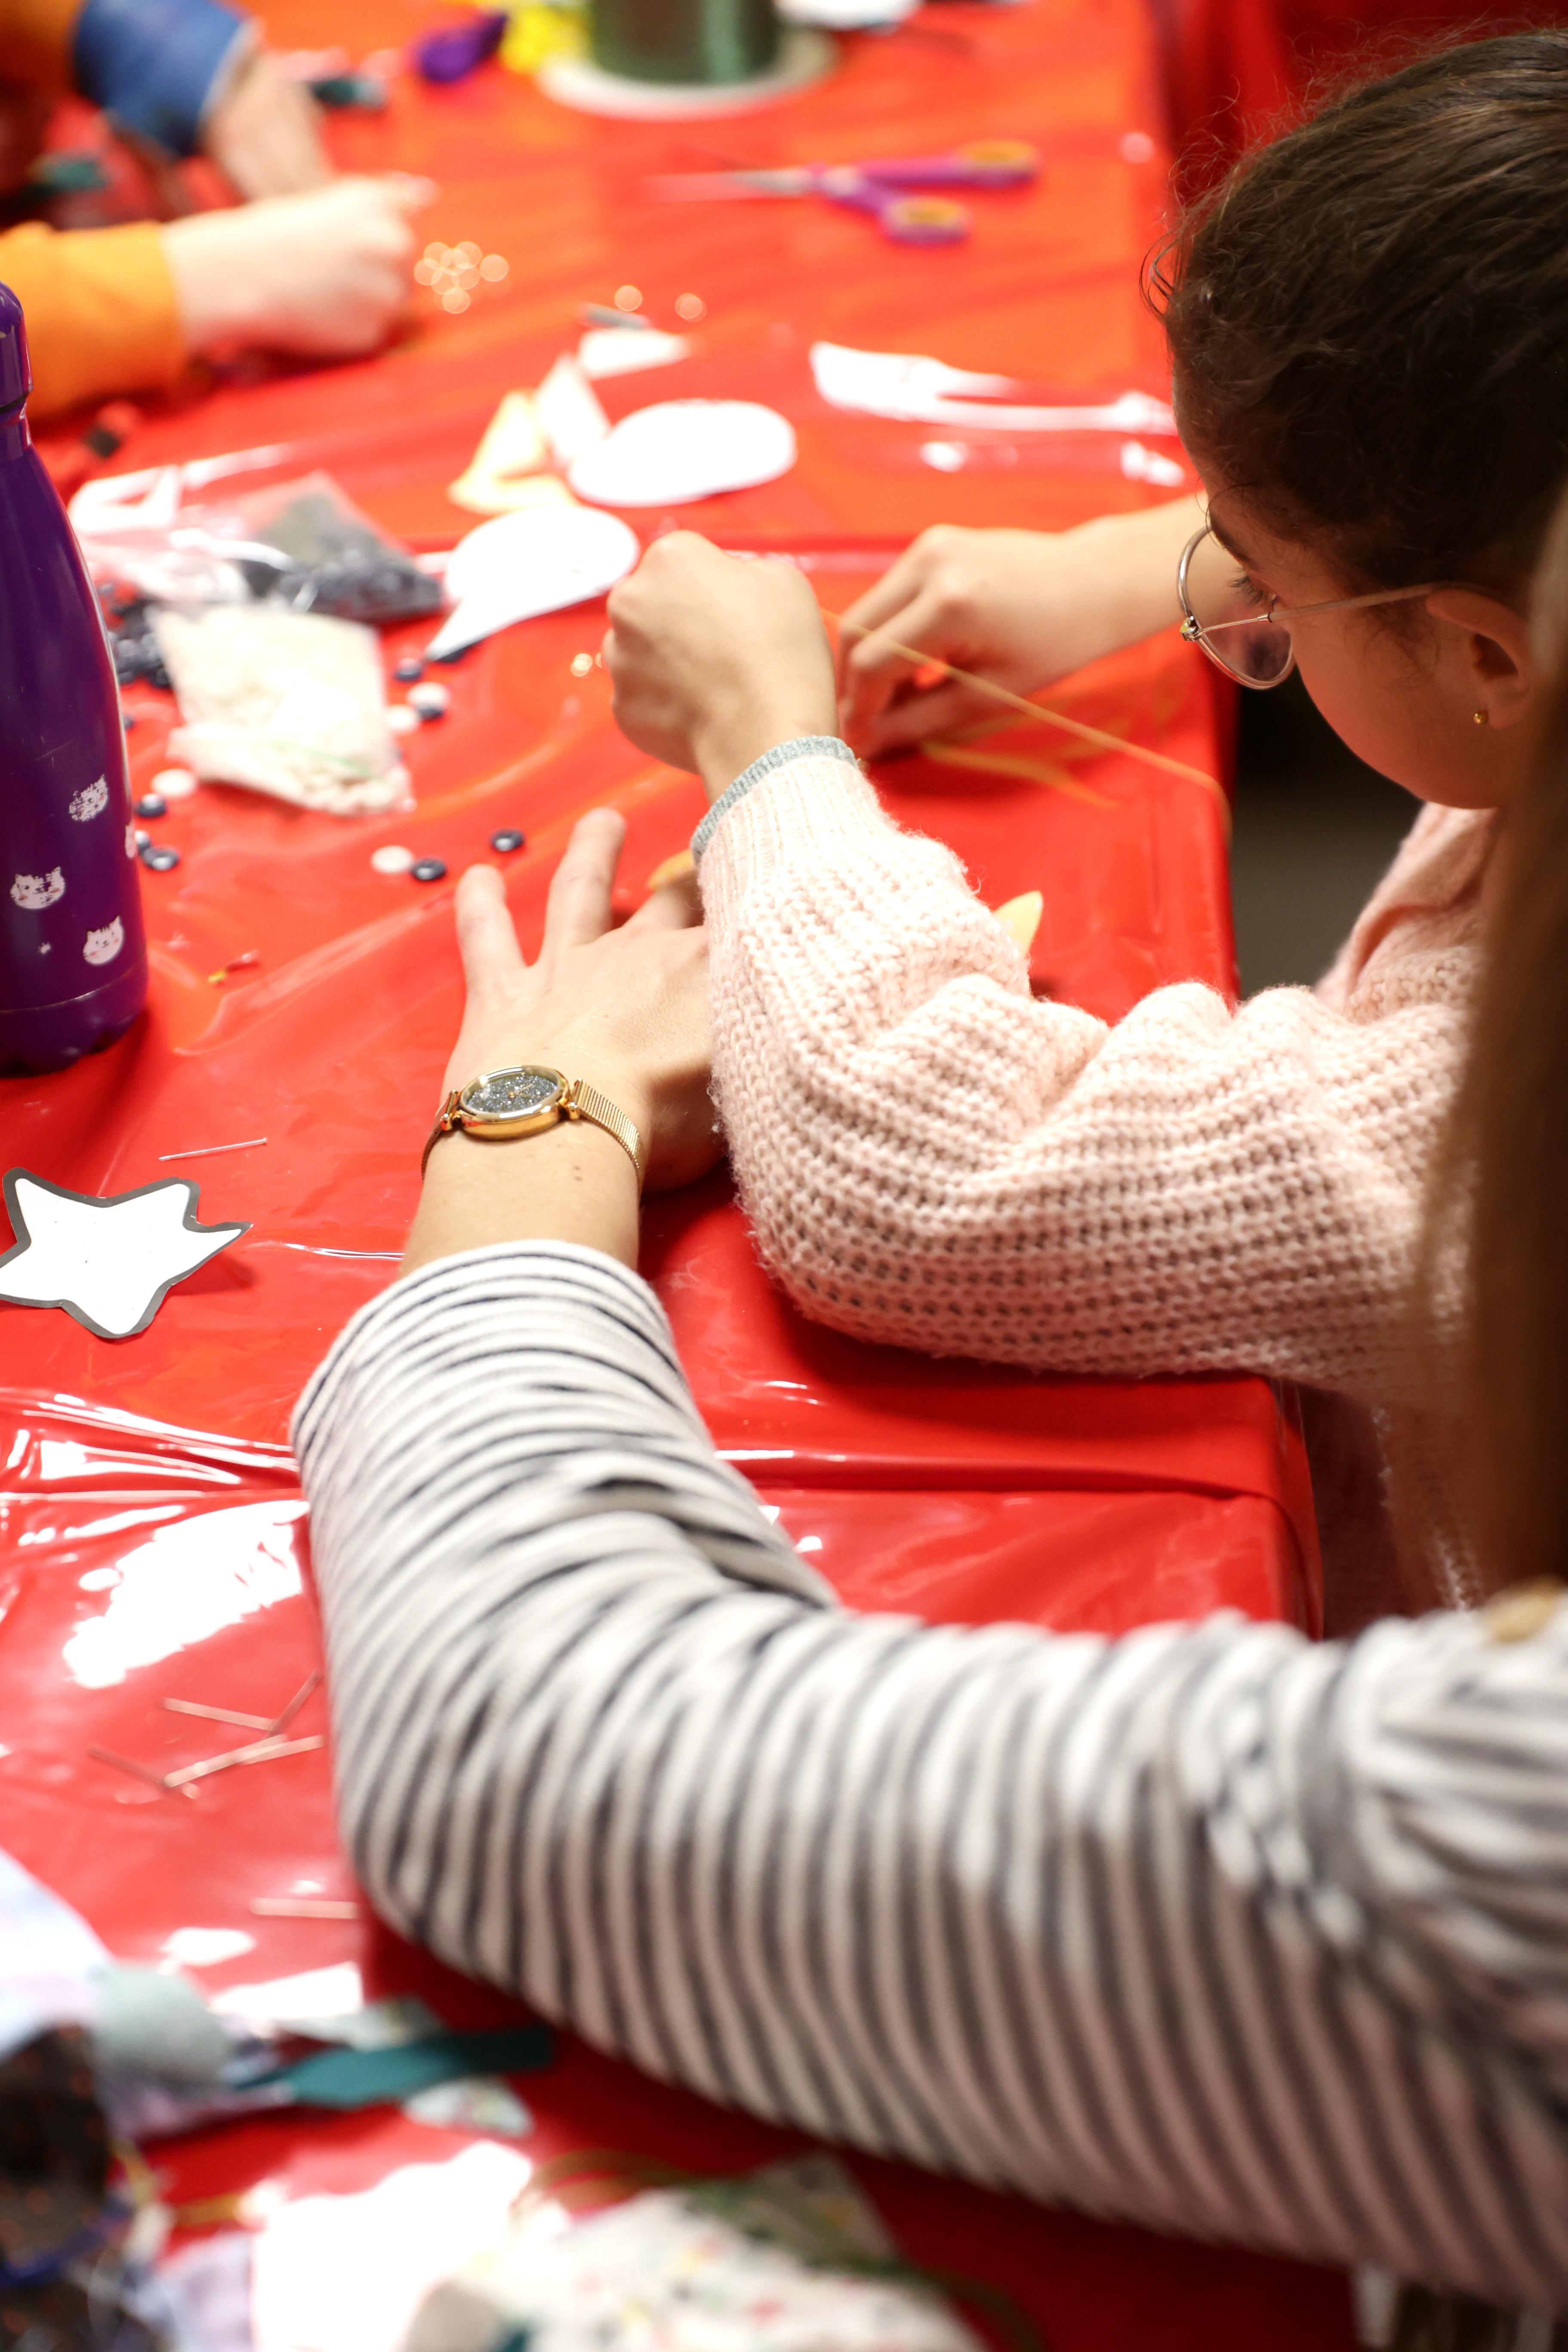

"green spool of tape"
[590, 0, 779, 85]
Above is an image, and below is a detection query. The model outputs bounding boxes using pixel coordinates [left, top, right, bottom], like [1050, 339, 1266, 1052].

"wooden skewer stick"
[163, 1699, 276, 1731]
[268, 1669, 322, 1738]
[162, 1733, 325, 1790]
[250, 1895, 357, 1920]
[827, 611, 1229, 813]
[89, 1744, 198, 1799]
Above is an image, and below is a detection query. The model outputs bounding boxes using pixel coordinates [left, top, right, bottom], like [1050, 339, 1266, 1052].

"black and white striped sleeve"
[293, 1243, 1568, 2312]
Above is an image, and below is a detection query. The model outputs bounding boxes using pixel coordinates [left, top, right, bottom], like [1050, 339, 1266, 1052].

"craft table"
[0, 1, 1352, 2343]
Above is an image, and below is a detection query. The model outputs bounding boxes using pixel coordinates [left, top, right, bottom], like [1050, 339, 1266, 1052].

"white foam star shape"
[0, 1169, 249, 1340]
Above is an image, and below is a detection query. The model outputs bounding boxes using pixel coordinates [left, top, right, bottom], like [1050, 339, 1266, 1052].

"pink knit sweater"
[699, 748, 1494, 1612]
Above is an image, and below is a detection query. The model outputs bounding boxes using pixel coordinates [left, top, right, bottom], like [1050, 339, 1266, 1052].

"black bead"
[140, 844, 181, 872]
[489, 828, 526, 854]
[410, 857, 447, 882]
[134, 793, 167, 819]
[395, 655, 425, 682]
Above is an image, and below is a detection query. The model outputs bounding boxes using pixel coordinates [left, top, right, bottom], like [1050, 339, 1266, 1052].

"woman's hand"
[202, 48, 331, 199]
[605, 533, 838, 802]
[163, 174, 430, 361]
[404, 810, 716, 1277]
[837, 501, 1203, 757]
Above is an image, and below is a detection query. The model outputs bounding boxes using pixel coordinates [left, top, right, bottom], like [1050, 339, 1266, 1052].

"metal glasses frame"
[1176, 523, 1445, 689]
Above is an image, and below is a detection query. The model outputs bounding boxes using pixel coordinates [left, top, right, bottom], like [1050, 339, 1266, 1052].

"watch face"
[460, 1067, 562, 1120]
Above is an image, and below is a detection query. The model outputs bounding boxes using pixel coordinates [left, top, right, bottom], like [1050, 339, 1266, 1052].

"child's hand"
[202, 48, 331, 199]
[605, 533, 838, 800]
[163, 174, 432, 361]
[838, 508, 1198, 756]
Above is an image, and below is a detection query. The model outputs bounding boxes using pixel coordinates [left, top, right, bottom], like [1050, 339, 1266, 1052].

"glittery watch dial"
[461, 1067, 561, 1118]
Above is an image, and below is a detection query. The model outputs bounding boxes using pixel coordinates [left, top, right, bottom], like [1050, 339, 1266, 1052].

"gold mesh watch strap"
[564, 1077, 645, 1188]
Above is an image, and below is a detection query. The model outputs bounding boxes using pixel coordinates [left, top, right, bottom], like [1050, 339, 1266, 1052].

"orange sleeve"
[0, 220, 184, 417]
[0, 0, 85, 94]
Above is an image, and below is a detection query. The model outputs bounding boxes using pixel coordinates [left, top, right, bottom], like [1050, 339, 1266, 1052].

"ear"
[1424, 589, 1537, 730]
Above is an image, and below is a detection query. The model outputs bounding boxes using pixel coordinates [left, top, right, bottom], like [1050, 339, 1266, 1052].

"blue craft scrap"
[255, 2022, 555, 2109]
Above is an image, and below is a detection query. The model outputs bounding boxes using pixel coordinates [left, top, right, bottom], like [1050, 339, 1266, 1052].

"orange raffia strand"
[918, 738, 1115, 809]
[828, 612, 1231, 839]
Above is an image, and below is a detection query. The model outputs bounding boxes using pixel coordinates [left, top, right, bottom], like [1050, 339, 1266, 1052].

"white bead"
[152, 767, 198, 800]
[371, 843, 416, 875]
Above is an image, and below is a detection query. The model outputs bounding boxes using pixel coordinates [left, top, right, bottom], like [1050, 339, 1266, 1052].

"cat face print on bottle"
[82, 919, 124, 966]
[10, 867, 64, 910]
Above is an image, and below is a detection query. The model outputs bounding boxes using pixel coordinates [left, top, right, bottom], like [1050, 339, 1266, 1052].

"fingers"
[383, 172, 440, 213]
[851, 677, 995, 758]
[454, 863, 527, 999]
[837, 587, 953, 741]
[543, 807, 626, 953]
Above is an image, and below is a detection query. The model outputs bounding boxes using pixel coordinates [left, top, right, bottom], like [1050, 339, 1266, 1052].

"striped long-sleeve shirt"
[293, 1242, 1568, 2312]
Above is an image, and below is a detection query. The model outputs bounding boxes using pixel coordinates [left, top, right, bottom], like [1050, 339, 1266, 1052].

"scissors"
[645, 139, 1039, 246]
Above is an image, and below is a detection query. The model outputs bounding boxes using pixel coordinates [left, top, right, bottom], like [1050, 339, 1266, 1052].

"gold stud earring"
[1474, 708, 1490, 726]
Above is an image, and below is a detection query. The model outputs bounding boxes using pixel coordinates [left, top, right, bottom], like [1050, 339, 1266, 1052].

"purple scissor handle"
[645, 139, 1038, 243]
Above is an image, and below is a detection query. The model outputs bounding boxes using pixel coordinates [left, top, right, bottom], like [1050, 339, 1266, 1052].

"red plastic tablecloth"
[0, 3, 1351, 2343]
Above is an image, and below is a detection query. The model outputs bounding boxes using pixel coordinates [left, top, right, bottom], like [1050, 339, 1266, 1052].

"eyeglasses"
[1176, 523, 1445, 689]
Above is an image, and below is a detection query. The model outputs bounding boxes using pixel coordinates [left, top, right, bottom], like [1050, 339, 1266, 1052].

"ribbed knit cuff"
[74, 0, 251, 157]
[691, 736, 858, 863]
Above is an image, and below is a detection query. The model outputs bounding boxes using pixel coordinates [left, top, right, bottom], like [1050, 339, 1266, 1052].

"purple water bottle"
[0, 284, 146, 1073]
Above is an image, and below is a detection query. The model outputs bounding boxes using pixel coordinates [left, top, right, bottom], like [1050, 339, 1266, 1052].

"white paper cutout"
[533, 353, 610, 467]
[809, 341, 1178, 437]
[82, 919, 124, 966]
[577, 326, 692, 380]
[0, 1169, 249, 1340]
[426, 504, 640, 660]
[10, 868, 63, 909]
[569, 398, 796, 507]
[68, 777, 109, 821]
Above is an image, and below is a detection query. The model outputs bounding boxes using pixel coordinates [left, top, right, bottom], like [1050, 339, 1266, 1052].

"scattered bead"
[134, 827, 150, 850]
[140, 843, 181, 872]
[371, 842, 416, 874]
[134, 792, 167, 819]
[490, 827, 526, 853]
[569, 651, 594, 677]
[395, 655, 424, 682]
[479, 254, 507, 282]
[409, 681, 450, 719]
[674, 291, 706, 322]
[614, 284, 643, 312]
[122, 709, 137, 729]
[410, 857, 447, 882]
[442, 287, 471, 314]
[387, 704, 420, 735]
[456, 240, 482, 265]
[153, 766, 198, 800]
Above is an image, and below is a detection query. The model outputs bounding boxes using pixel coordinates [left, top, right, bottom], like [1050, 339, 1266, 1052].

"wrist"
[691, 704, 840, 805]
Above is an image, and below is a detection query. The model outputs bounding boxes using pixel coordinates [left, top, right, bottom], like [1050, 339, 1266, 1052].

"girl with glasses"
[598, 31, 1568, 1631]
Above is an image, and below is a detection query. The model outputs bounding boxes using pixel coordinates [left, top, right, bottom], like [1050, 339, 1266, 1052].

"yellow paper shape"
[992, 889, 1043, 956]
[448, 392, 567, 517]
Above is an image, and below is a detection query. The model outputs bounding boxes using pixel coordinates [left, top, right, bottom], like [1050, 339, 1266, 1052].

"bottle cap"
[0, 282, 31, 412]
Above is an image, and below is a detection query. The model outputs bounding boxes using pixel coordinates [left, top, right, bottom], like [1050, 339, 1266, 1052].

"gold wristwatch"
[421, 1065, 645, 1186]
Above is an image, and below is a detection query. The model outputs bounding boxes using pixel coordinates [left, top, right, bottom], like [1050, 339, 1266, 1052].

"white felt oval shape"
[569, 400, 797, 508]
[430, 504, 641, 660]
